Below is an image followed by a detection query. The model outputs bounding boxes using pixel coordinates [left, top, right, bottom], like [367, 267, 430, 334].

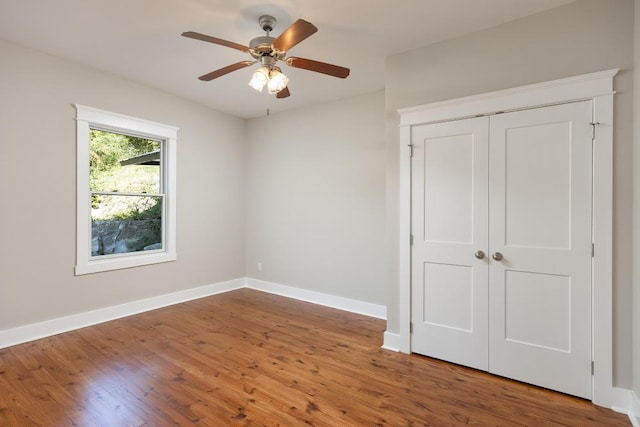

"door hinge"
[591, 361, 595, 375]
[410, 322, 413, 333]
[410, 234, 414, 246]
[408, 143, 414, 157]
[592, 243, 595, 257]
[590, 122, 600, 140]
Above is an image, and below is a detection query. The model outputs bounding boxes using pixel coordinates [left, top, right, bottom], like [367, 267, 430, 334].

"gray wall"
[0, 39, 246, 330]
[245, 91, 387, 305]
[385, 0, 634, 388]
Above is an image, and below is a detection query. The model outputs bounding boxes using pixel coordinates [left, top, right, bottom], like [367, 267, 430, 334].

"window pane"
[91, 194, 162, 256]
[89, 129, 161, 193]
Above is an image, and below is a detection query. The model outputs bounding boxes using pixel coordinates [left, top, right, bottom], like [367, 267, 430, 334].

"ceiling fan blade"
[286, 57, 350, 79]
[198, 61, 255, 81]
[272, 19, 318, 52]
[276, 86, 291, 99]
[182, 31, 250, 53]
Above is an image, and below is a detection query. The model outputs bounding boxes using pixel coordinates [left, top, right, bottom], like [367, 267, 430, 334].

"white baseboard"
[629, 390, 640, 427]
[608, 388, 640, 426]
[382, 330, 401, 352]
[0, 278, 244, 350]
[245, 277, 386, 320]
[0, 277, 387, 350]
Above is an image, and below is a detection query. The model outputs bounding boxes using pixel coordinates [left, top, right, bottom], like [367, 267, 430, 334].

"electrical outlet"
[257, 262, 263, 272]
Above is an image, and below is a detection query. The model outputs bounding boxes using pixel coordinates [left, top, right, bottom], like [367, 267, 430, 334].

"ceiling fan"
[182, 15, 350, 99]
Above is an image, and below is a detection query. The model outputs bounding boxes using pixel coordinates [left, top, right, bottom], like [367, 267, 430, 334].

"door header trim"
[398, 68, 618, 127]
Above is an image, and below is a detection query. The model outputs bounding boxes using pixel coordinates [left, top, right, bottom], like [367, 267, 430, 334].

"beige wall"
[0, 39, 246, 330]
[385, 0, 635, 388]
[244, 91, 387, 304]
[0, 37, 388, 335]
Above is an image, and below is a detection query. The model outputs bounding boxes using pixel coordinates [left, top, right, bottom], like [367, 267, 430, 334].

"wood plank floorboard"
[0, 288, 630, 426]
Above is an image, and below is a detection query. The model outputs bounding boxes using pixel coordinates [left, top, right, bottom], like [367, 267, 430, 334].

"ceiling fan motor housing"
[249, 36, 284, 60]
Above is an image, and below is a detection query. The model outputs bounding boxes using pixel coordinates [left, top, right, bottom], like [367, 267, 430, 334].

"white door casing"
[393, 69, 618, 407]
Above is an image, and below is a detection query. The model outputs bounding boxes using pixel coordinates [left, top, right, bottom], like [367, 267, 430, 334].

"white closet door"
[410, 116, 489, 370]
[488, 101, 593, 399]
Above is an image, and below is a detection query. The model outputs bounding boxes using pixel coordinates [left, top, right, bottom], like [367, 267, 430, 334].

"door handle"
[474, 250, 485, 259]
[492, 252, 503, 261]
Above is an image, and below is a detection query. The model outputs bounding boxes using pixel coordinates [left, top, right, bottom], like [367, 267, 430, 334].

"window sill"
[75, 251, 176, 275]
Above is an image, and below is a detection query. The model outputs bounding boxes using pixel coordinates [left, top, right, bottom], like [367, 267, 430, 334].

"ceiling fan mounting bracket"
[259, 15, 277, 33]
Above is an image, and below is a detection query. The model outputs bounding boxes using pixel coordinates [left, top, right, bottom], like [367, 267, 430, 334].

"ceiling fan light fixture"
[267, 68, 289, 94]
[248, 66, 269, 92]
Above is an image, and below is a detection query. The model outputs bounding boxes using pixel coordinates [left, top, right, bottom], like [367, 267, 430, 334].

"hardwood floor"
[0, 288, 630, 426]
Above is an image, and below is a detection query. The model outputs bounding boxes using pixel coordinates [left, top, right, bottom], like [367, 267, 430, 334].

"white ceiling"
[0, 0, 575, 119]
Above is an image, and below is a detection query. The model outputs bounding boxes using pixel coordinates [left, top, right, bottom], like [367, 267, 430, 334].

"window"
[75, 105, 178, 275]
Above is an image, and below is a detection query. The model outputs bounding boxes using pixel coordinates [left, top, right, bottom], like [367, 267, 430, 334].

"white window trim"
[393, 69, 621, 409]
[74, 105, 178, 275]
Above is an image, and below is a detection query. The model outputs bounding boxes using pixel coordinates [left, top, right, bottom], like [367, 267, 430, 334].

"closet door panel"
[503, 121, 571, 249]
[488, 101, 593, 399]
[411, 116, 489, 371]
[422, 133, 474, 243]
